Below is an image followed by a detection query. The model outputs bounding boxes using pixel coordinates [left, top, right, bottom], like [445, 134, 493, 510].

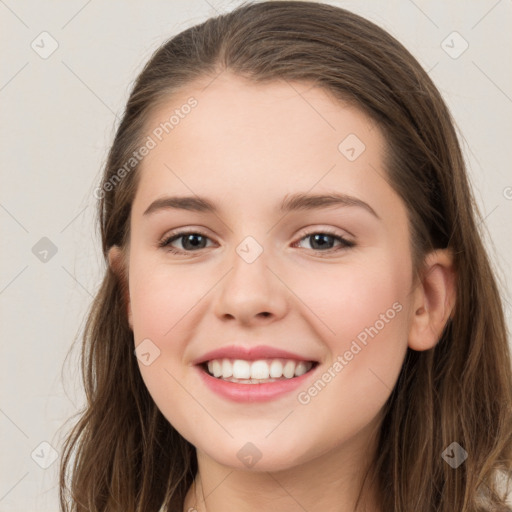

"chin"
[196, 436, 311, 473]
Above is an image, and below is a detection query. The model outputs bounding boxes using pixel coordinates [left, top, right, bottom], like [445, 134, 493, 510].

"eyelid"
[294, 224, 355, 242]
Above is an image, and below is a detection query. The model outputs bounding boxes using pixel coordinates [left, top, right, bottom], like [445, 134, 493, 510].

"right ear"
[108, 246, 133, 329]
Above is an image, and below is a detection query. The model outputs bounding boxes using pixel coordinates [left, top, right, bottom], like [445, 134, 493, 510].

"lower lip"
[196, 364, 318, 403]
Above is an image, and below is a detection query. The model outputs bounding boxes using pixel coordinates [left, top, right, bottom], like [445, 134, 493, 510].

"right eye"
[159, 230, 215, 254]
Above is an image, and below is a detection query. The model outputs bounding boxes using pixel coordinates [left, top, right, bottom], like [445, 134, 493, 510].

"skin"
[109, 72, 455, 512]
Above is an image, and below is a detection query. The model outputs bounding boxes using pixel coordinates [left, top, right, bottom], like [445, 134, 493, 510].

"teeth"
[294, 361, 309, 377]
[221, 359, 233, 378]
[232, 360, 251, 379]
[250, 360, 269, 379]
[213, 360, 222, 377]
[204, 358, 314, 381]
[283, 360, 296, 378]
[269, 360, 283, 378]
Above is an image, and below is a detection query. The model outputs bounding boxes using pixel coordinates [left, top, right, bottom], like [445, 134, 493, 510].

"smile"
[204, 358, 316, 383]
[196, 359, 319, 403]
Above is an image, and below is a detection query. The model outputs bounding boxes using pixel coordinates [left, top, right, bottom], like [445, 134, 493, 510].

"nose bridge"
[213, 233, 288, 323]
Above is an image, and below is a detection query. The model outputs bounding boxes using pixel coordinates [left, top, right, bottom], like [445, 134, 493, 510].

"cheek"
[289, 253, 411, 418]
[288, 252, 411, 348]
[128, 258, 203, 342]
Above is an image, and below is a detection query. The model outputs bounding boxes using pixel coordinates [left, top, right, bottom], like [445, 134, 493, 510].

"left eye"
[294, 232, 354, 252]
[159, 230, 354, 255]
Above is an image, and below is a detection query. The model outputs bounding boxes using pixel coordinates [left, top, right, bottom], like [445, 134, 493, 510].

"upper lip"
[192, 345, 319, 365]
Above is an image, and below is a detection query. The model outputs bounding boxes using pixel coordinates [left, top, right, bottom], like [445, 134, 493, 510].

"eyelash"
[158, 228, 355, 256]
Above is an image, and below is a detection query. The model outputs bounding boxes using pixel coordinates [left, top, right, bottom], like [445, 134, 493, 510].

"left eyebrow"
[279, 192, 380, 219]
[143, 192, 380, 219]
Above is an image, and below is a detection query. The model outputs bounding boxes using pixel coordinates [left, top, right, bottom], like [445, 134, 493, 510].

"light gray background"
[1, 1, 511, 510]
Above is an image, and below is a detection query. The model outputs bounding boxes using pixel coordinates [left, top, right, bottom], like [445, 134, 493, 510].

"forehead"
[131, 72, 400, 221]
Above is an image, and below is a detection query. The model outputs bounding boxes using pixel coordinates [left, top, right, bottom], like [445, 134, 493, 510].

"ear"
[408, 249, 456, 351]
[108, 245, 133, 330]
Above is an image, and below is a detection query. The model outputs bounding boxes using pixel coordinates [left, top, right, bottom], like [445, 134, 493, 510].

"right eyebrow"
[143, 196, 217, 216]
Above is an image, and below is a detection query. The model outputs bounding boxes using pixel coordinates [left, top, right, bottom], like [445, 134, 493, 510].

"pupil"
[311, 234, 333, 250]
[184, 234, 205, 250]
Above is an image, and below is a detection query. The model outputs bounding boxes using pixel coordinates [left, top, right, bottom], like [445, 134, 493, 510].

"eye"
[293, 229, 355, 254]
[159, 230, 215, 254]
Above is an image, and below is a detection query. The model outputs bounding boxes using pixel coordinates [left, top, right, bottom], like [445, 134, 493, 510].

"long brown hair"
[59, 2, 512, 510]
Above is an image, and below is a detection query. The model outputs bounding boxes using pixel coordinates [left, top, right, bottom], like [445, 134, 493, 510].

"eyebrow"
[143, 192, 380, 219]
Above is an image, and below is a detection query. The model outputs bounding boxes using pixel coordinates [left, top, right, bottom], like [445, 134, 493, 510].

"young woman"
[59, 2, 512, 511]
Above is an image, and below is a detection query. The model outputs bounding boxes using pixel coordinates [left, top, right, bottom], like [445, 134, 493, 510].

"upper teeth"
[206, 358, 313, 380]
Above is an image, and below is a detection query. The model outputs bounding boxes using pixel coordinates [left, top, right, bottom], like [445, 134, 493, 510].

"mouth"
[198, 358, 319, 384]
[192, 345, 321, 401]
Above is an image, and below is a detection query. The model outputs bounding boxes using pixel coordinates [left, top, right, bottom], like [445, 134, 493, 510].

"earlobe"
[107, 246, 133, 330]
[408, 249, 456, 351]
[107, 245, 121, 272]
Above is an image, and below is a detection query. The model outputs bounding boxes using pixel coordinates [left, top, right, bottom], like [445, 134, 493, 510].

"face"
[123, 73, 417, 472]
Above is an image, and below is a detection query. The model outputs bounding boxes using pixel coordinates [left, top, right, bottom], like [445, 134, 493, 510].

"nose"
[213, 242, 289, 327]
